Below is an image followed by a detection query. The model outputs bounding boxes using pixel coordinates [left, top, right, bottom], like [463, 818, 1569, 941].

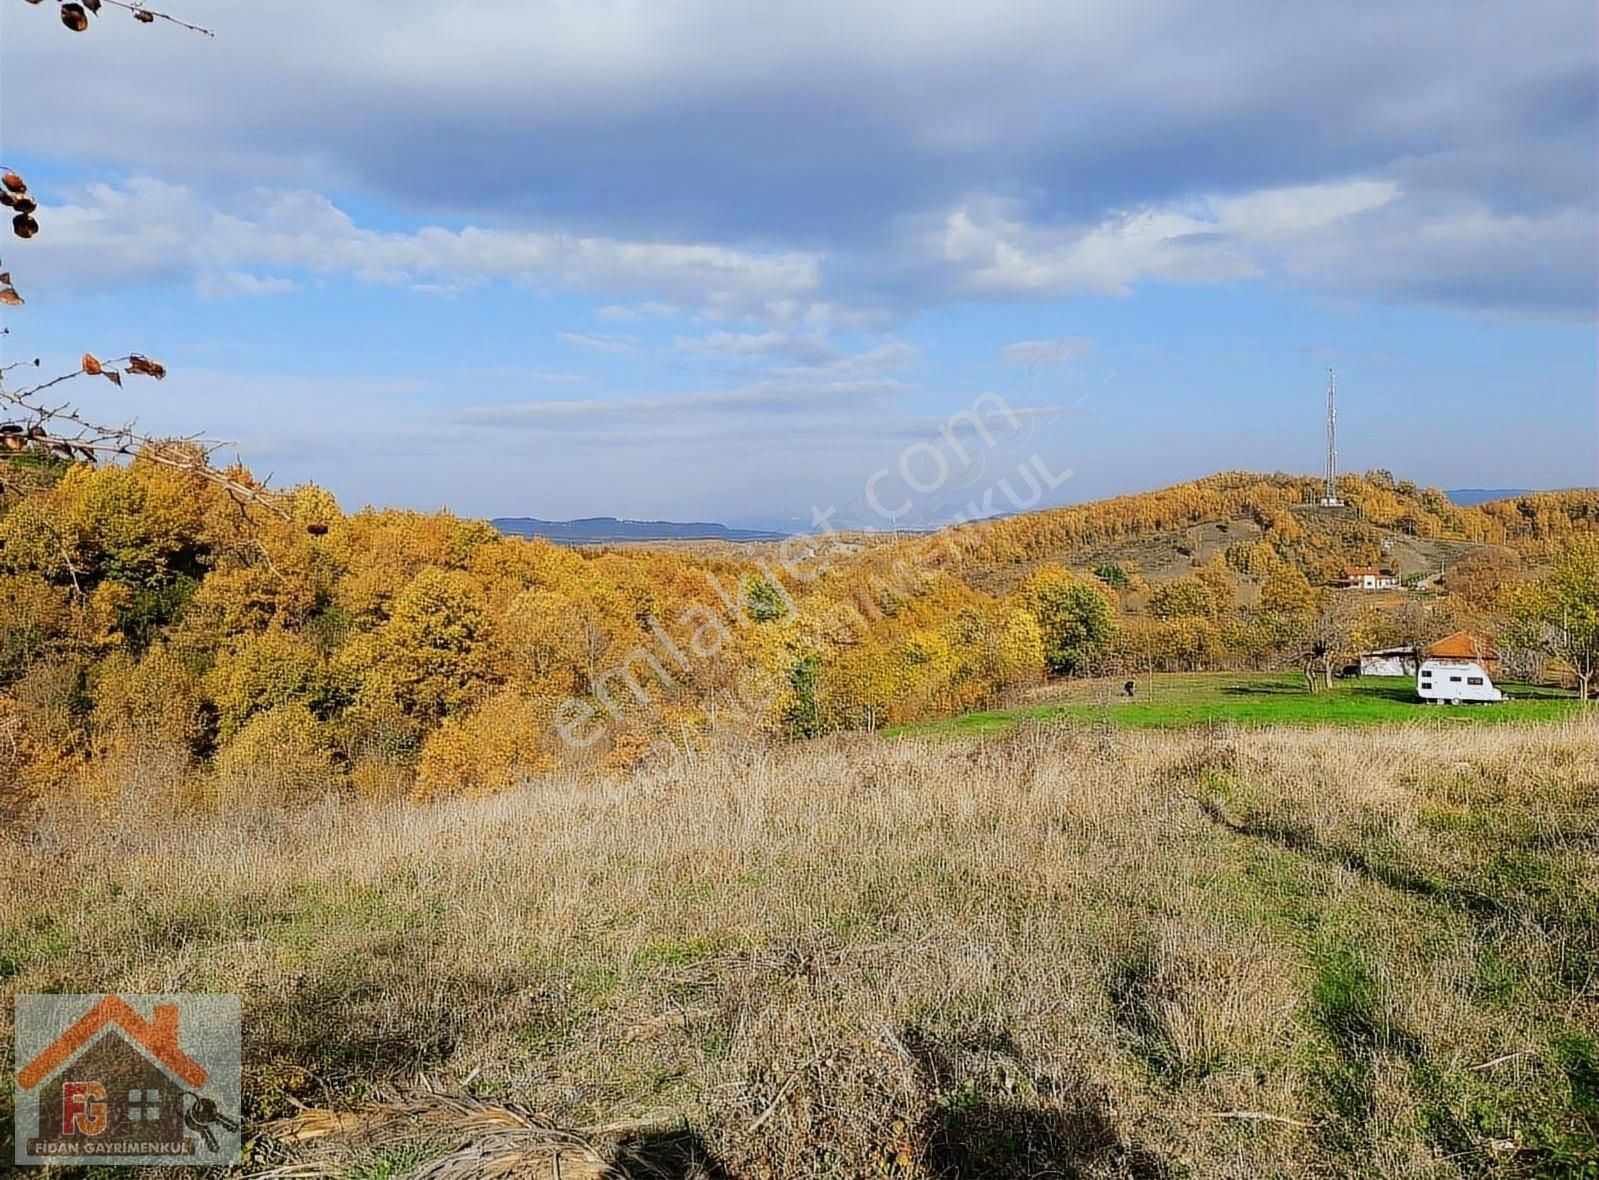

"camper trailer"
[1417, 658, 1504, 704]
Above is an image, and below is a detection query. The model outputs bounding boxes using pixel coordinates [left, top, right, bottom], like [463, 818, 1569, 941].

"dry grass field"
[3, 718, 1597, 1178]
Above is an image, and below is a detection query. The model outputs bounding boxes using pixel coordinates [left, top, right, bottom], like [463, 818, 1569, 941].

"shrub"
[211, 704, 336, 808]
[0, 573, 70, 685]
[205, 630, 330, 742]
[744, 574, 791, 622]
[1149, 577, 1220, 620]
[93, 644, 206, 752]
[993, 608, 1046, 689]
[1093, 563, 1130, 588]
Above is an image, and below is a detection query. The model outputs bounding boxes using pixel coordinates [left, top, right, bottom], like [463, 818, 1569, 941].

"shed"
[1359, 646, 1419, 677]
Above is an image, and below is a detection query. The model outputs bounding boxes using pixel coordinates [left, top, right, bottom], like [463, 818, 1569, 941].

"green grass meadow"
[900, 673, 1589, 738]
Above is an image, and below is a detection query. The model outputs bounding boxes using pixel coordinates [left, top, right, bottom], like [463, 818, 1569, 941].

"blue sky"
[2, 1, 1594, 525]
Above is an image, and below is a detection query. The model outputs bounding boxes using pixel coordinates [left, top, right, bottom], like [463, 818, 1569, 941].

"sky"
[2, 0, 1595, 528]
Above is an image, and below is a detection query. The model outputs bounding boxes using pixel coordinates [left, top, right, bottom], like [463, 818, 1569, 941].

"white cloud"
[1210, 180, 1401, 239]
[597, 301, 680, 321]
[1000, 337, 1095, 366]
[32, 179, 824, 318]
[674, 330, 839, 365]
[558, 330, 638, 354]
[195, 270, 297, 299]
[458, 377, 909, 435]
[907, 177, 1593, 317]
[22, 170, 1594, 326]
[2, 1, 1589, 321]
[928, 195, 1260, 299]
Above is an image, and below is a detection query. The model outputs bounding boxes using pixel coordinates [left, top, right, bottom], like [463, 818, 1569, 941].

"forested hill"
[931, 471, 1599, 579]
[1, 456, 1595, 812]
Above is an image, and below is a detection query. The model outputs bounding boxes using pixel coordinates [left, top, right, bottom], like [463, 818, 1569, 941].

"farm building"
[1342, 566, 1400, 590]
[1358, 646, 1419, 676]
[1418, 658, 1504, 704]
[1427, 630, 1499, 673]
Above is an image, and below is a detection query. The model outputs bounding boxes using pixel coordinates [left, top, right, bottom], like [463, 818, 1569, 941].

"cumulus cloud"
[4, 1, 1589, 319]
[907, 178, 1593, 317]
[922, 180, 1401, 300]
[30, 179, 823, 317]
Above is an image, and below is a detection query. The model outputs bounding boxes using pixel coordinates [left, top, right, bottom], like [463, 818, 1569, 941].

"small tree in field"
[1297, 592, 1359, 693]
[1507, 536, 1599, 699]
[1018, 565, 1114, 676]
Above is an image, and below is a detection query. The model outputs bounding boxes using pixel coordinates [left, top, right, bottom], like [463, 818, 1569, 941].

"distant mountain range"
[490, 516, 787, 544]
[1445, 488, 1536, 506]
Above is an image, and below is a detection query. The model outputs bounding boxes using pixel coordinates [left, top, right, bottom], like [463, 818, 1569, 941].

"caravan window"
[1467, 677, 1483, 685]
[1449, 675, 1462, 682]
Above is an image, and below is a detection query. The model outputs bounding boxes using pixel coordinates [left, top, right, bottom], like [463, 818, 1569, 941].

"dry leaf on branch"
[12, 214, 39, 239]
[60, 3, 90, 31]
[127, 354, 167, 379]
[104, 369, 123, 387]
[0, 287, 22, 307]
[134, 7, 155, 21]
[1, 173, 25, 194]
[82, 353, 103, 375]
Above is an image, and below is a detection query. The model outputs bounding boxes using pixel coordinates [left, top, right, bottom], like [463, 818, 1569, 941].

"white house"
[1343, 566, 1400, 591]
[1417, 658, 1504, 704]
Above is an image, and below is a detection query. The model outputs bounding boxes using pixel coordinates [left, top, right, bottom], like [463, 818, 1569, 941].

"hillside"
[935, 472, 1599, 595]
[7, 721, 1596, 1177]
[1, 456, 1595, 818]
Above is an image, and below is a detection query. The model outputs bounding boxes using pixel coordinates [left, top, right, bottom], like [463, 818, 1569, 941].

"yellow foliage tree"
[93, 644, 205, 751]
[372, 567, 494, 722]
[1260, 564, 1317, 614]
[204, 629, 328, 741]
[414, 688, 557, 801]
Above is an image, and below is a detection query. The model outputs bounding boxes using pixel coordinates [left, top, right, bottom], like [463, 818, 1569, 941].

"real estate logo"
[13, 993, 241, 1165]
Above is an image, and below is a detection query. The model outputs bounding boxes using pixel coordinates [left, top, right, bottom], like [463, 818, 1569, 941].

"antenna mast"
[1320, 367, 1343, 507]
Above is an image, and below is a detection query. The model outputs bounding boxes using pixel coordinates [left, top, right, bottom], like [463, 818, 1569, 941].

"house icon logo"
[13, 994, 241, 1165]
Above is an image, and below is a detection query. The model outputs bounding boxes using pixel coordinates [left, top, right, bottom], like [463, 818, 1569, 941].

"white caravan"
[1417, 659, 1504, 704]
